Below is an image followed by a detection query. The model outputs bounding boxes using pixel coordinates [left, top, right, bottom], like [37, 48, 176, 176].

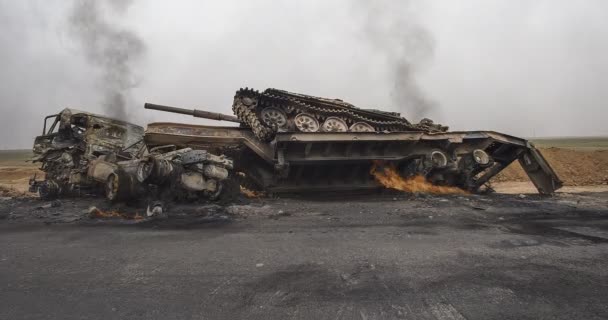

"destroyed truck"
[30, 108, 233, 205]
[143, 87, 562, 195]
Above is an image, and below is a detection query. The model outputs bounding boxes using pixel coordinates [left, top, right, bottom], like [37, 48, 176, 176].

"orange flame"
[370, 161, 466, 195]
[89, 207, 144, 220]
[240, 185, 265, 198]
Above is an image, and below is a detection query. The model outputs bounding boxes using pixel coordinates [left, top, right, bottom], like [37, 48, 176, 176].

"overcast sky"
[1, 0, 607, 149]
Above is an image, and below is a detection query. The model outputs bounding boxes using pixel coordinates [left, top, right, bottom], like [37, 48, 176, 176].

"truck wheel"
[207, 182, 223, 201]
[38, 180, 59, 200]
[145, 201, 167, 219]
[105, 173, 120, 202]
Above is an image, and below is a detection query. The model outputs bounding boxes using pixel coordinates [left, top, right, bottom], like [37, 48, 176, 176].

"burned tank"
[232, 88, 448, 141]
[144, 88, 562, 195]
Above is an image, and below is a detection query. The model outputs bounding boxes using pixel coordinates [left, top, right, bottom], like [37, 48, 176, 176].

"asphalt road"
[1, 192, 607, 319]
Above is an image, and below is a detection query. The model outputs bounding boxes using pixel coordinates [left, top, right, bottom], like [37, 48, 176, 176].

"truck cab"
[30, 108, 145, 199]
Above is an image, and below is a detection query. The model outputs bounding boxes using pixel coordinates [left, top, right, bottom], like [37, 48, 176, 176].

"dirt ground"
[0, 167, 41, 194]
[0, 150, 42, 195]
[495, 148, 608, 187]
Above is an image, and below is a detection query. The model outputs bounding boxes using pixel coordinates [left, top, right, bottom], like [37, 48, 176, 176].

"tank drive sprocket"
[232, 88, 276, 142]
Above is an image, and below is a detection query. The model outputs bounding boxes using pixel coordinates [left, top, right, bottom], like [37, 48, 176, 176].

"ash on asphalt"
[1, 191, 607, 319]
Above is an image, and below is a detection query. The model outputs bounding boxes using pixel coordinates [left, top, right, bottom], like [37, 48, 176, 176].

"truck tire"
[105, 173, 120, 202]
[38, 180, 60, 200]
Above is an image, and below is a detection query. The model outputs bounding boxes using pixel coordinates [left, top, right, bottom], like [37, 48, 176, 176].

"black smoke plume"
[355, 0, 436, 120]
[67, 0, 145, 118]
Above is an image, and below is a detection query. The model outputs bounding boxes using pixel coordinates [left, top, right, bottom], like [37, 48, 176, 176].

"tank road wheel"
[349, 122, 374, 132]
[294, 113, 320, 132]
[322, 117, 348, 132]
[472, 149, 491, 166]
[233, 102, 276, 141]
[260, 107, 288, 129]
[430, 150, 448, 168]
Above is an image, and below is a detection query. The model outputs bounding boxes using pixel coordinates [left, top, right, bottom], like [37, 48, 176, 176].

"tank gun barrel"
[144, 103, 241, 123]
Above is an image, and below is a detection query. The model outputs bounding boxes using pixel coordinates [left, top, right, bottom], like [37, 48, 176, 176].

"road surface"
[1, 192, 607, 319]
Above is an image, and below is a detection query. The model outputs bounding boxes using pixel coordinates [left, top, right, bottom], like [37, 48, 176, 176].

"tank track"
[232, 87, 448, 142]
[232, 92, 276, 142]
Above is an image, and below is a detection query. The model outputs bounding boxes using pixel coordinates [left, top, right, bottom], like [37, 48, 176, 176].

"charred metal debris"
[30, 109, 233, 217]
[30, 87, 562, 215]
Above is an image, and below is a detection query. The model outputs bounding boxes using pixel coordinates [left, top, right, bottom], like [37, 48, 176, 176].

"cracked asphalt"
[1, 192, 607, 319]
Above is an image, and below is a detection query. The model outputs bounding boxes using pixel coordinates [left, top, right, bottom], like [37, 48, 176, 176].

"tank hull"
[232, 88, 448, 142]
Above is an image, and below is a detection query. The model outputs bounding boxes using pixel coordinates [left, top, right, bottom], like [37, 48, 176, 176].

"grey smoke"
[67, 0, 145, 119]
[0, 1, 607, 150]
[355, 0, 436, 121]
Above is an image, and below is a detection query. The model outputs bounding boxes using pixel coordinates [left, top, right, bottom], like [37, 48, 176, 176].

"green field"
[531, 137, 608, 150]
[0, 150, 35, 166]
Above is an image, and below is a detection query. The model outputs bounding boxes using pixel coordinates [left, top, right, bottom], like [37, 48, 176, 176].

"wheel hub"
[294, 114, 320, 132]
[349, 122, 374, 132]
[322, 117, 348, 132]
[260, 107, 287, 129]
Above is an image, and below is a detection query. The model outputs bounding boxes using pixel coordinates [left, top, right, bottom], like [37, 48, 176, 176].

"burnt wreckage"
[144, 87, 562, 195]
[30, 88, 562, 203]
[30, 108, 233, 204]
